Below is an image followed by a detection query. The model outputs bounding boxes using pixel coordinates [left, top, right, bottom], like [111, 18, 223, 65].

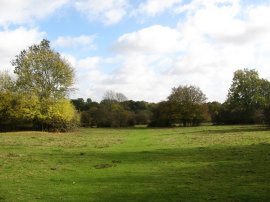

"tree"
[102, 90, 128, 103]
[0, 71, 15, 92]
[122, 100, 149, 112]
[71, 98, 86, 111]
[148, 101, 173, 127]
[0, 92, 14, 130]
[225, 69, 270, 123]
[103, 90, 117, 102]
[207, 101, 222, 124]
[5, 39, 78, 131]
[95, 101, 135, 128]
[115, 92, 128, 102]
[135, 110, 152, 125]
[168, 85, 207, 126]
[40, 99, 79, 132]
[0, 92, 41, 131]
[227, 69, 262, 109]
[12, 39, 74, 100]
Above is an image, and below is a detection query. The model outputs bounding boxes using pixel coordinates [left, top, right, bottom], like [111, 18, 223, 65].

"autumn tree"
[12, 39, 74, 100]
[0, 71, 18, 130]
[7, 39, 78, 131]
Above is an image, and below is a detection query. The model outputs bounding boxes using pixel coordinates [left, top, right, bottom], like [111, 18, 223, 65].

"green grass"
[0, 125, 270, 202]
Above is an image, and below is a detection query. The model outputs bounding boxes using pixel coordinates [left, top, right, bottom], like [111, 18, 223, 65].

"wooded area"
[1, 40, 270, 131]
[71, 69, 270, 128]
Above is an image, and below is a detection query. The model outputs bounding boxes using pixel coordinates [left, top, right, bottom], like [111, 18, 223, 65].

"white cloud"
[67, 55, 106, 100]
[0, 0, 68, 26]
[175, 0, 240, 14]
[133, 0, 182, 17]
[113, 25, 183, 54]
[77, 57, 101, 70]
[0, 27, 45, 72]
[74, 0, 128, 25]
[53, 35, 96, 48]
[104, 54, 174, 101]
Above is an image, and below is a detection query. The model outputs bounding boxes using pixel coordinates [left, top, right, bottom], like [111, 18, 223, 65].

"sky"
[1, 0, 270, 102]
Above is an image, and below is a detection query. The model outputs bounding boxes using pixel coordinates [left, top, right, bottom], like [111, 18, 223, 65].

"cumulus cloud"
[131, 0, 182, 17]
[0, 27, 45, 72]
[74, 0, 128, 25]
[77, 57, 101, 71]
[104, 54, 175, 101]
[70, 56, 109, 100]
[113, 25, 183, 54]
[0, 0, 69, 26]
[53, 35, 96, 49]
[132, 0, 182, 17]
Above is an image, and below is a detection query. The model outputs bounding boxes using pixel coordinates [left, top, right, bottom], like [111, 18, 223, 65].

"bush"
[0, 93, 79, 132]
[38, 99, 79, 132]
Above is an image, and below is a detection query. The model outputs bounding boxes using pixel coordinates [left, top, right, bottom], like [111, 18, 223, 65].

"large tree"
[2, 39, 78, 131]
[12, 39, 74, 100]
[225, 69, 270, 123]
[227, 69, 262, 110]
[168, 85, 207, 126]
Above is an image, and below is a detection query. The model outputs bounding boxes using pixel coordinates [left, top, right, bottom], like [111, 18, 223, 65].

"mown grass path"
[0, 125, 270, 201]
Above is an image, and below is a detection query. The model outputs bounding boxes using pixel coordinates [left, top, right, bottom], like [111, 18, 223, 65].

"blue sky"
[1, 0, 270, 102]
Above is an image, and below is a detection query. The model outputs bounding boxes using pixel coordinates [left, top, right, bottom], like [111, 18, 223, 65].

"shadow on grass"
[196, 125, 270, 135]
[88, 143, 270, 202]
[108, 125, 270, 134]
[13, 143, 267, 202]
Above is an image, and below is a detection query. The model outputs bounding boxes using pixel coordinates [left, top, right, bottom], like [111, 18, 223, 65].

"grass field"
[0, 125, 270, 202]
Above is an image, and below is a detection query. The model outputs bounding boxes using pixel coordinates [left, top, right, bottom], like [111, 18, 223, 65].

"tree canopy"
[227, 69, 264, 110]
[168, 85, 207, 105]
[216, 69, 270, 124]
[168, 85, 208, 126]
[12, 39, 74, 100]
[148, 85, 208, 127]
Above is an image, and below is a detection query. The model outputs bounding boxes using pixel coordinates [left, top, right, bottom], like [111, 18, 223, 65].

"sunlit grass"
[0, 125, 270, 201]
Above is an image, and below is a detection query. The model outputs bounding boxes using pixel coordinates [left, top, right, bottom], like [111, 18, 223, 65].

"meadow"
[0, 125, 270, 202]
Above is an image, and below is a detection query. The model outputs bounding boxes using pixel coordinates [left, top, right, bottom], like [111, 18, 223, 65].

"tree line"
[1, 39, 270, 131]
[72, 69, 270, 128]
[71, 90, 153, 127]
